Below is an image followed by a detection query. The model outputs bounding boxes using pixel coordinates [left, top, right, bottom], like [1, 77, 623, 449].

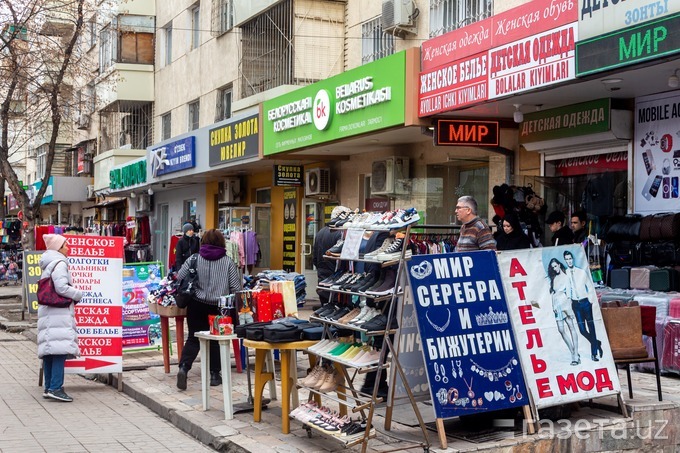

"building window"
[191, 5, 200, 49]
[99, 24, 115, 72]
[215, 85, 232, 122]
[164, 23, 172, 66]
[430, 0, 493, 37]
[361, 17, 394, 64]
[161, 112, 171, 140]
[36, 145, 47, 179]
[119, 31, 154, 64]
[87, 18, 97, 49]
[188, 100, 200, 131]
[212, 0, 234, 36]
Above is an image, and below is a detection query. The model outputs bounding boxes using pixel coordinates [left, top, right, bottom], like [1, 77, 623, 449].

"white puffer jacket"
[37, 250, 83, 359]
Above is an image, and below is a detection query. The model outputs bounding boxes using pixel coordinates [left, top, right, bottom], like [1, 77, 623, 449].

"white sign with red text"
[65, 235, 124, 374]
[496, 245, 620, 408]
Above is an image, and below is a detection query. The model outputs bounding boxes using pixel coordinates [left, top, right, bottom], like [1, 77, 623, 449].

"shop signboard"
[435, 119, 499, 146]
[578, 0, 679, 41]
[406, 251, 528, 419]
[391, 289, 429, 401]
[22, 251, 42, 314]
[519, 98, 611, 144]
[31, 176, 54, 204]
[150, 136, 196, 177]
[122, 262, 163, 350]
[110, 158, 146, 190]
[553, 151, 627, 177]
[68, 236, 125, 374]
[208, 114, 259, 167]
[419, 0, 577, 116]
[282, 188, 297, 272]
[273, 165, 303, 186]
[634, 91, 680, 213]
[577, 12, 680, 76]
[262, 52, 406, 155]
[496, 245, 620, 409]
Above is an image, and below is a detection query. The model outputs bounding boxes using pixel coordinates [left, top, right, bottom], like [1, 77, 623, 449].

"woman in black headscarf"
[495, 212, 531, 251]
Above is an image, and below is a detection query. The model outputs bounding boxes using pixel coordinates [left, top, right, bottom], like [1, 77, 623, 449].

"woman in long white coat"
[38, 234, 83, 402]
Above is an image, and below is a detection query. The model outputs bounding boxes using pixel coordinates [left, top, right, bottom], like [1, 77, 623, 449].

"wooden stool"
[195, 332, 237, 419]
[242, 339, 318, 434]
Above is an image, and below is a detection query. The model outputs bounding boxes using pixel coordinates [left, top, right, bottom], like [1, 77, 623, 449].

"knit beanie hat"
[182, 223, 194, 234]
[44, 234, 67, 251]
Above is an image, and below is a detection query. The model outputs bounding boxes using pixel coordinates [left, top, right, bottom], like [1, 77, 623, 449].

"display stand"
[148, 304, 186, 373]
[298, 223, 431, 452]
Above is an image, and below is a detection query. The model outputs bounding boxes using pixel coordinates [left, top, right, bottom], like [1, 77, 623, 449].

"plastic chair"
[615, 305, 662, 401]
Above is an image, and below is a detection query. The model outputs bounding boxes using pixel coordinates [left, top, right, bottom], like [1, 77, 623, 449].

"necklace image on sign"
[425, 308, 451, 333]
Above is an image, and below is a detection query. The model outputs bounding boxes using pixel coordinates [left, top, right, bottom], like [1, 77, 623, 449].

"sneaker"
[318, 369, 343, 393]
[365, 269, 397, 296]
[389, 208, 420, 227]
[363, 238, 394, 260]
[375, 234, 407, 261]
[326, 239, 345, 256]
[301, 365, 325, 387]
[46, 388, 73, 402]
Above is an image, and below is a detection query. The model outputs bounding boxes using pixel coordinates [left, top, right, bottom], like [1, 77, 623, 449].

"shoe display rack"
[293, 222, 432, 453]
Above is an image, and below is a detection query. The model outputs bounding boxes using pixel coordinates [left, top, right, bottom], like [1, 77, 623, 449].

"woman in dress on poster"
[547, 258, 581, 366]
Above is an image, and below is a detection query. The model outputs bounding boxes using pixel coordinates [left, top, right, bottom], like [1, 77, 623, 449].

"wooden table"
[195, 331, 237, 420]
[242, 339, 318, 434]
[150, 306, 186, 374]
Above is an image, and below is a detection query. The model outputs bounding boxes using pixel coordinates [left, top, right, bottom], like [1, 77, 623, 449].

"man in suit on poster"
[564, 250, 603, 362]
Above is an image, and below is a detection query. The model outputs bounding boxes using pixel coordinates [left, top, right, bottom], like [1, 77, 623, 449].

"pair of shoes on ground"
[176, 367, 221, 389]
[43, 388, 73, 402]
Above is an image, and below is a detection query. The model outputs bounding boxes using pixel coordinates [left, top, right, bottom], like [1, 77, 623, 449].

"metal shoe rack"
[295, 223, 432, 452]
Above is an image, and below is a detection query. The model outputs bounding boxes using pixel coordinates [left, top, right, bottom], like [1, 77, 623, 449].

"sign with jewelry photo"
[496, 245, 621, 409]
[406, 250, 528, 419]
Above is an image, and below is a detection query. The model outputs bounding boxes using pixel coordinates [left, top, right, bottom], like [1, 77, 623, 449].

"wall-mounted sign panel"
[435, 119, 499, 146]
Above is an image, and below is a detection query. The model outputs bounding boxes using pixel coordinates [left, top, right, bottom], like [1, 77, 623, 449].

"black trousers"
[178, 301, 221, 373]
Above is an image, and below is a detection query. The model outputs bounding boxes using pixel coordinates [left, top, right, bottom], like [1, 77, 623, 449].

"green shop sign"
[576, 12, 680, 76]
[519, 98, 610, 144]
[263, 52, 406, 155]
[110, 159, 147, 190]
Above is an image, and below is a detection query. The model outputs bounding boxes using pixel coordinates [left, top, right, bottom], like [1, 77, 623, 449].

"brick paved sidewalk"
[0, 330, 215, 453]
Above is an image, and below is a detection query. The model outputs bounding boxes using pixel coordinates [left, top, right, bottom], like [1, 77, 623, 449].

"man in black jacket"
[546, 211, 574, 246]
[175, 223, 199, 271]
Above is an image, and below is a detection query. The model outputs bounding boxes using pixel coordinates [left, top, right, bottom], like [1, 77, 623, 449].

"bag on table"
[174, 254, 199, 308]
[256, 291, 273, 322]
[37, 262, 74, 308]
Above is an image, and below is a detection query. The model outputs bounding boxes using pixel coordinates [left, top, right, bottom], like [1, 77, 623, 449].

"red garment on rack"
[168, 235, 180, 270]
[34, 226, 51, 250]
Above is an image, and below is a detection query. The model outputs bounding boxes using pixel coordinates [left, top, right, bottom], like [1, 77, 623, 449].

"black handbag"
[174, 254, 199, 308]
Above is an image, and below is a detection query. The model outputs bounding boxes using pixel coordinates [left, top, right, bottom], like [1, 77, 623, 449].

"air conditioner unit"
[77, 112, 90, 129]
[381, 0, 415, 31]
[86, 184, 95, 199]
[136, 193, 151, 212]
[371, 157, 410, 195]
[219, 177, 241, 204]
[305, 168, 331, 196]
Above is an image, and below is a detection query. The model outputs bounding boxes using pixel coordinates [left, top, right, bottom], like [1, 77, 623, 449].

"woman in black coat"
[496, 212, 532, 251]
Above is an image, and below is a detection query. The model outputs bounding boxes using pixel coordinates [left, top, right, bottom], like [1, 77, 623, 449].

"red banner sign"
[421, 0, 578, 71]
[553, 152, 628, 176]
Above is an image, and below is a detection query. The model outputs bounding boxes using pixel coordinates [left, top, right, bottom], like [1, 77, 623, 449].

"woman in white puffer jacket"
[38, 234, 83, 402]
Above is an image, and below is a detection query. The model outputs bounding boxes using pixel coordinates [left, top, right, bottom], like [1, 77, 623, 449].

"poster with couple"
[497, 245, 621, 408]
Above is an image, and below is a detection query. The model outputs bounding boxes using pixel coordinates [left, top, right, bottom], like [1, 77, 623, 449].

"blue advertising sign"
[150, 136, 196, 177]
[406, 251, 528, 419]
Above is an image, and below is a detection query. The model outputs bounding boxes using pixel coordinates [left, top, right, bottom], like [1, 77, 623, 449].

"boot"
[210, 371, 222, 386]
[177, 366, 188, 390]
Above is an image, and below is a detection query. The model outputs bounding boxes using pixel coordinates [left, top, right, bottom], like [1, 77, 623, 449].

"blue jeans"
[43, 355, 67, 392]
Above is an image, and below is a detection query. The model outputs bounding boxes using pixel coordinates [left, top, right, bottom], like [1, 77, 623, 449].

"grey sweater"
[177, 254, 241, 305]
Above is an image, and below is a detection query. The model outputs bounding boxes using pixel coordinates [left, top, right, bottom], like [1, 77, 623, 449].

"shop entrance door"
[251, 204, 271, 272]
[301, 200, 322, 293]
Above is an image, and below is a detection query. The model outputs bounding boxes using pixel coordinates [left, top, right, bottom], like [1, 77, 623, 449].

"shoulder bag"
[175, 254, 199, 308]
[37, 261, 74, 308]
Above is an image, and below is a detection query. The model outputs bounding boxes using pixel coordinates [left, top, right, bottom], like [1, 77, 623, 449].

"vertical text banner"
[407, 251, 527, 419]
[67, 236, 124, 374]
[496, 245, 620, 408]
[23, 251, 42, 314]
[122, 262, 163, 350]
[282, 188, 297, 272]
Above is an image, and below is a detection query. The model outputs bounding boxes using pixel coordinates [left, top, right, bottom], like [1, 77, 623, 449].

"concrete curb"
[113, 374, 250, 453]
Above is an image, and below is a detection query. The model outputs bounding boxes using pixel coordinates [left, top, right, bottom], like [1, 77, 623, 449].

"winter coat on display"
[37, 250, 83, 359]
